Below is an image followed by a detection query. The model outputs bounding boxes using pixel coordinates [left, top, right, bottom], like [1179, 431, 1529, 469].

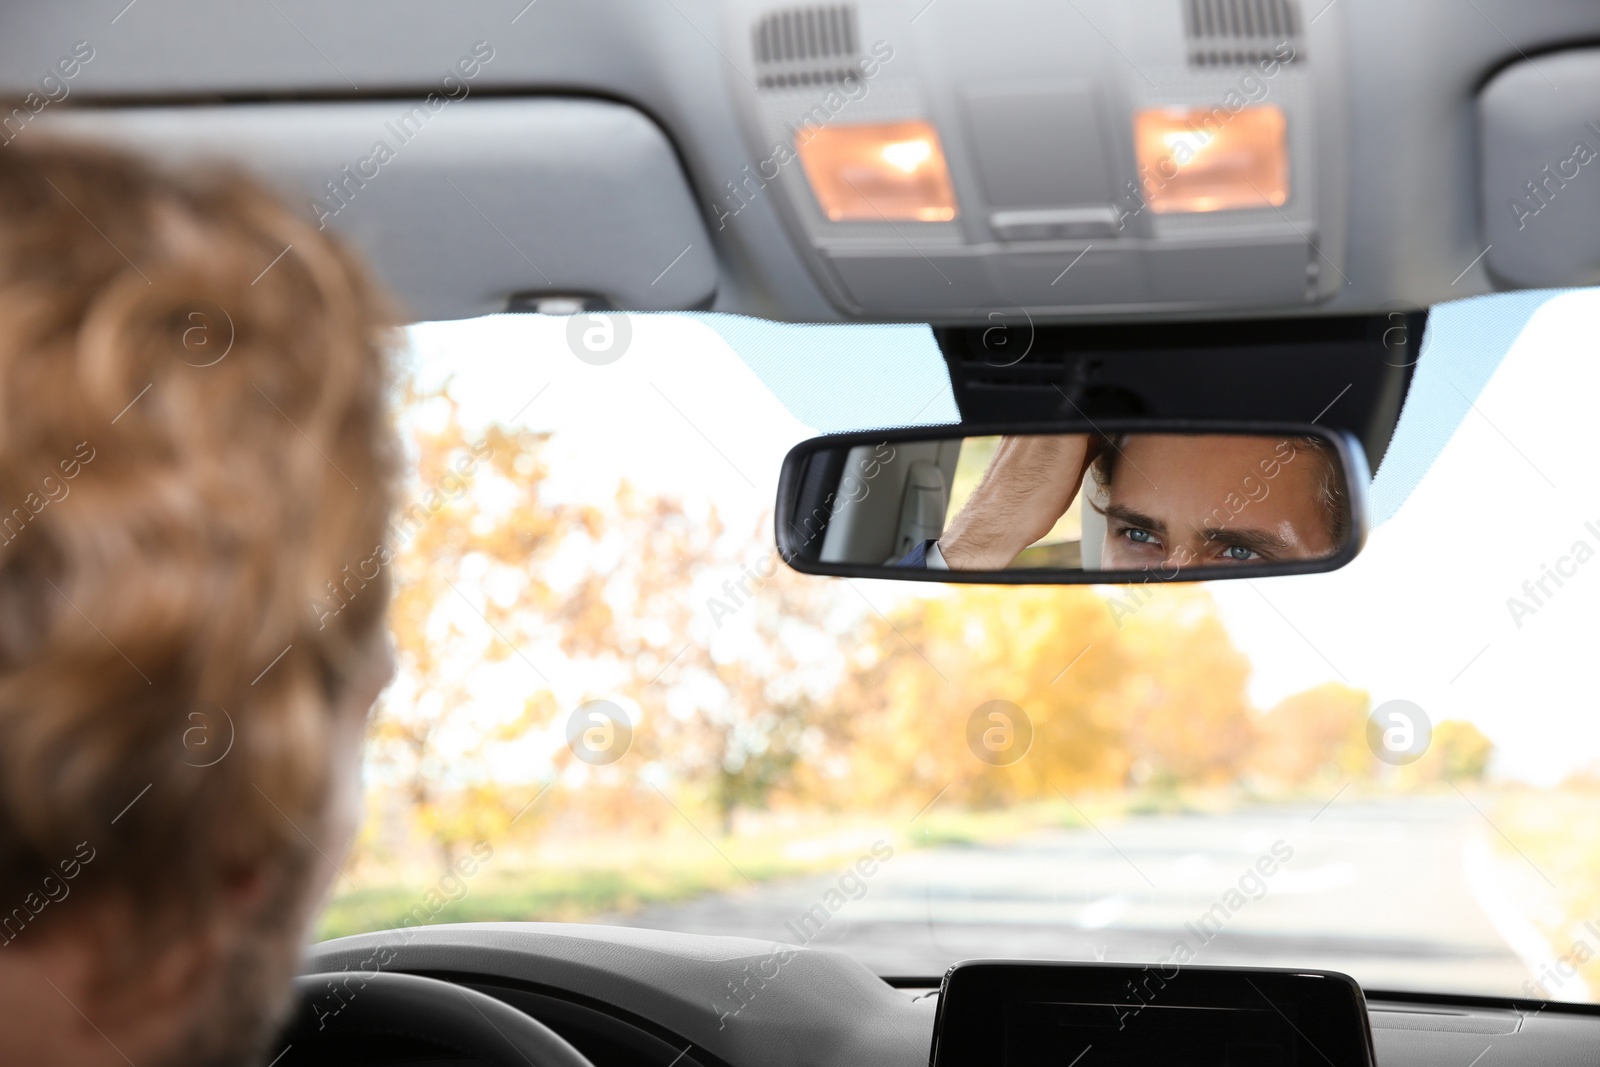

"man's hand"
[938, 435, 1092, 570]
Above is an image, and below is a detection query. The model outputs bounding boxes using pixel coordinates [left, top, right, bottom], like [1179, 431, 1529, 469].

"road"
[600, 797, 1565, 999]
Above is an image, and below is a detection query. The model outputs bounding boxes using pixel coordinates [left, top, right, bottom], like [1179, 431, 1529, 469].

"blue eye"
[1223, 545, 1257, 561]
[1126, 528, 1154, 543]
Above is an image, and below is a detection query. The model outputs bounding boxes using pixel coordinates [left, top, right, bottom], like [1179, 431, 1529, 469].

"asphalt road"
[601, 797, 1564, 999]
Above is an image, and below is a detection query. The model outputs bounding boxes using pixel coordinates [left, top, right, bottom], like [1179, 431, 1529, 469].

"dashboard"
[303, 923, 1600, 1066]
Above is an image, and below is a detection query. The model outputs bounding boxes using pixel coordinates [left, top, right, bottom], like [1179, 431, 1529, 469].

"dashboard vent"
[1183, 0, 1303, 68]
[753, 5, 860, 90]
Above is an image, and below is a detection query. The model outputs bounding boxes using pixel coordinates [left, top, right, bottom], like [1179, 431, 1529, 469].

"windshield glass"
[328, 289, 1600, 1005]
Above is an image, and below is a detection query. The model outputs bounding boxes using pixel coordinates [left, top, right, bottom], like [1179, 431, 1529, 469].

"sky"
[1206, 289, 1600, 784]
[406, 288, 1600, 786]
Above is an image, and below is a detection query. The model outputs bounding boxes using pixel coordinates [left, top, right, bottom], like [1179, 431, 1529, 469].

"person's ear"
[78, 897, 217, 1035]
[220, 857, 272, 914]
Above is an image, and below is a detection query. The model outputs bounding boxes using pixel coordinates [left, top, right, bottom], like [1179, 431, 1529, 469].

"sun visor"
[1478, 48, 1600, 288]
[38, 98, 716, 321]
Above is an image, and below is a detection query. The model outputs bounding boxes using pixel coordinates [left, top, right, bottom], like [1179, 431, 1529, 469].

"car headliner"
[4, 0, 1599, 326]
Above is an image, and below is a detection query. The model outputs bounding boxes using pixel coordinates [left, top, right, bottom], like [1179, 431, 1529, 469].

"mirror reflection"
[802, 433, 1351, 577]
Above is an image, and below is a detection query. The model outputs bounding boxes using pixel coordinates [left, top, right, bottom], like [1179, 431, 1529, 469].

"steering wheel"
[278, 970, 597, 1066]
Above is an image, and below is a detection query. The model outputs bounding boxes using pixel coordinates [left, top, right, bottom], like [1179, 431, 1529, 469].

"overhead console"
[723, 0, 1349, 321]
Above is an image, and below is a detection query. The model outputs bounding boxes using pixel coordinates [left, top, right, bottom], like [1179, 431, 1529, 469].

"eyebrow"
[1195, 524, 1293, 555]
[1102, 504, 1168, 537]
[1106, 502, 1297, 557]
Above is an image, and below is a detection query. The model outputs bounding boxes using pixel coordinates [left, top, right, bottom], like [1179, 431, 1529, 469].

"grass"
[318, 821, 891, 941]
[317, 790, 1207, 942]
[319, 865, 763, 940]
[905, 796, 1094, 848]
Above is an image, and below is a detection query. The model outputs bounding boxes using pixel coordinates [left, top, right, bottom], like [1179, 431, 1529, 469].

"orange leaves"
[838, 583, 1265, 808]
[1250, 682, 1370, 785]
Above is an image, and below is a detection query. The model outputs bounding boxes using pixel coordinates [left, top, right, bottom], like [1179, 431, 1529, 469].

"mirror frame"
[775, 419, 1371, 585]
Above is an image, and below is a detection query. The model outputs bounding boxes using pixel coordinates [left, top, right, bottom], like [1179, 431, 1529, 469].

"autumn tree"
[1112, 587, 1257, 787]
[560, 494, 854, 834]
[1249, 682, 1370, 786]
[366, 378, 592, 866]
[370, 374, 1367, 866]
[1417, 720, 1494, 782]
[838, 584, 1134, 809]
[368, 375, 856, 861]
[834, 582, 1271, 809]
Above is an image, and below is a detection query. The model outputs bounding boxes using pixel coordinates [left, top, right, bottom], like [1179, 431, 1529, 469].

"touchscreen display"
[1006, 1001, 1294, 1066]
[931, 962, 1374, 1067]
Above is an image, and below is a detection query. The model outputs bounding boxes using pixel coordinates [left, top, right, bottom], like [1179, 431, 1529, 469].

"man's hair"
[0, 140, 398, 956]
[1089, 434, 1350, 548]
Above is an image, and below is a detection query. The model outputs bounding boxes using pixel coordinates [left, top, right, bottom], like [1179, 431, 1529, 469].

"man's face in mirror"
[1097, 434, 1342, 571]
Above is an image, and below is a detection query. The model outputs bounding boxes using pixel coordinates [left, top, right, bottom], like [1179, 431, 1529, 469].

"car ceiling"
[3, 0, 1599, 325]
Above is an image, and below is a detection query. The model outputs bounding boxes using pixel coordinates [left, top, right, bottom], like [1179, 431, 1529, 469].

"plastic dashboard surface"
[305, 923, 1600, 1067]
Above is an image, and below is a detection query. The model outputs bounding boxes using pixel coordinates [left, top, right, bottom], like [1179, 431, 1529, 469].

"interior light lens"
[1133, 106, 1288, 213]
[795, 120, 958, 222]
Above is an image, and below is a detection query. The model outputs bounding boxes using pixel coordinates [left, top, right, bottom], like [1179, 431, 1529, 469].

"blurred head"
[0, 140, 399, 1066]
[1091, 434, 1347, 572]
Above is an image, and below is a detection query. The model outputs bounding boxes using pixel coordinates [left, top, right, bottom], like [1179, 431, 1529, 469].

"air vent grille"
[753, 5, 860, 90]
[1183, 0, 1303, 68]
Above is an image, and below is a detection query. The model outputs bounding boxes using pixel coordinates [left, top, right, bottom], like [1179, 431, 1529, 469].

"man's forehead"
[1119, 434, 1287, 464]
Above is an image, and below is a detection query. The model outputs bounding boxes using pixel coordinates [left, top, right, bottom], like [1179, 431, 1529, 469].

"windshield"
[328, 289, 1600, 1005]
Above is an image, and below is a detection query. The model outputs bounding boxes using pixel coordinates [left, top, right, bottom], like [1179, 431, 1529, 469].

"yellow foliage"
[846, 585, 1128, 806]
[1113, 587, 1256, 786]
[370, 371, 1501, 870]
[1415, 719, 1494, 782]
[837, 583, 1259, 808]
[1250, 682, 1370, 785]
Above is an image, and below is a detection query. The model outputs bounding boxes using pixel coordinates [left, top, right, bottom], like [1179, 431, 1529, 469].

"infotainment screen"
[930, 961, 1375, 1067]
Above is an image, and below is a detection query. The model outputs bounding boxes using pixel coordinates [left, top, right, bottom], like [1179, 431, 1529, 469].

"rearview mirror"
[776, 422, 1368, 583]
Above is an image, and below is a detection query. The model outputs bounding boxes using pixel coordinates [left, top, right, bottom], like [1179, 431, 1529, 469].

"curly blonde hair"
[0, 139, 399, 950]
